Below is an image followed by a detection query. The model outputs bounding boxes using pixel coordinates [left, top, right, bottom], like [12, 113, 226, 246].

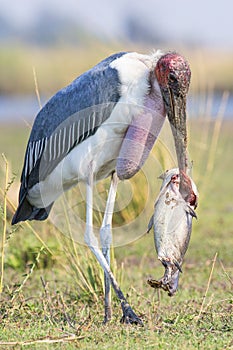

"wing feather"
[20, 52, 127, 194]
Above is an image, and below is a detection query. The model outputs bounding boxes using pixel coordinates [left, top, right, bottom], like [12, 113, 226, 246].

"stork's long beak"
[162, 87, 189, 198]
[163, 88, 188, 173]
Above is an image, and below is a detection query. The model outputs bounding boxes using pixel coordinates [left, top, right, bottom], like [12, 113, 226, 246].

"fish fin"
[174, 261, 183, 273]
[186, 205, 197, 219]
[158, 172, 165, 180]
[146, 215, 154, 233]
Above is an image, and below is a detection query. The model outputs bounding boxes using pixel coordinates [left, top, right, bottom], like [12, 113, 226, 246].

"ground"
[0, 114, 232, 348]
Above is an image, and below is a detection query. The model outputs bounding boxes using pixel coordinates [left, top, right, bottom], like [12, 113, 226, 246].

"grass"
[0, 44, 233, 347]
[0, 116, 232, 349]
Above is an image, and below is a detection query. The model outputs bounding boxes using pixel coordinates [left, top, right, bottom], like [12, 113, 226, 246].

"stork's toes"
[103, 306, 112, 324]
[120, 302, 143, 326]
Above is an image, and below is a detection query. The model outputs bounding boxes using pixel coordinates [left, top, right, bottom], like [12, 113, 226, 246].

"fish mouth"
[147, 257, 182, 296]
[147, 271, 180, 297]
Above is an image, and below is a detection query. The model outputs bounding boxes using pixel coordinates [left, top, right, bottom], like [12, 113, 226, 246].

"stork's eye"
[169, 73, 177, 83]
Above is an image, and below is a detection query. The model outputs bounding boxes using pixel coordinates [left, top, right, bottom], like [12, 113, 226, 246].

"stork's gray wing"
[21, 52, 127, 190]
[12, 52, 127, 224]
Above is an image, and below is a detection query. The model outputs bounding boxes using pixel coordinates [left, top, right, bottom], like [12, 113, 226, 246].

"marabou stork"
[12, 51, 191, 325]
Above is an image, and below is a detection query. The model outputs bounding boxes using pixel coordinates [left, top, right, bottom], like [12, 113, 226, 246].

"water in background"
[0, 92, 233, 123]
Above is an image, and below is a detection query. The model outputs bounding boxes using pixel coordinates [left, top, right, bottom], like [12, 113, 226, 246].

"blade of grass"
[196, 252, 218, 322]
[0, 185, 53, 255]
[11, 245, 45, 302]
[206, 90, 229, 174]
[219, 259, 233, 287]
[0, 154, 8, 293]
[0, 334, 85, 346]
[32, 66, 42, 109]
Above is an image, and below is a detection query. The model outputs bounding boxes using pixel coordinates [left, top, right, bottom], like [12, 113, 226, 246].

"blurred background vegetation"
[1, 44, 233, 95]
[0, 0, 233, 96]
[0, 1, 232, 347]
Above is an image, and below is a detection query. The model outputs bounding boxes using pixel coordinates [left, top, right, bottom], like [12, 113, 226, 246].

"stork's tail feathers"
[12, 194, 53, 225]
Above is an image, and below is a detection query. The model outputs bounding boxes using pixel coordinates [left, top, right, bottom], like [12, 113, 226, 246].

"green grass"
[0, 115, 233, 348]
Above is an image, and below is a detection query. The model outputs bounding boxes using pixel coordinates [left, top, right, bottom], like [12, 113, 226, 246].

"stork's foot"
[120, 302, 143, 326]
[103, 306, 112, 324]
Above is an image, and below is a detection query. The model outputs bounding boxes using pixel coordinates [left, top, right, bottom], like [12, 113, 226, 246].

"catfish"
[147, 168, 198, 296]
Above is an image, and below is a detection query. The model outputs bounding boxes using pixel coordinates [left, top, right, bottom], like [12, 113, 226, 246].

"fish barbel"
[147, 168, 198, 296]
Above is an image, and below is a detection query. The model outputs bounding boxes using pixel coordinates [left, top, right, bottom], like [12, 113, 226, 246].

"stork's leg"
[100, 172, 118, 323]
[84, 169, 143, 326]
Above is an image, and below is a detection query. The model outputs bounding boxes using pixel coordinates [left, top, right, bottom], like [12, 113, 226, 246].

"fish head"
[158, 168, 198, 208]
